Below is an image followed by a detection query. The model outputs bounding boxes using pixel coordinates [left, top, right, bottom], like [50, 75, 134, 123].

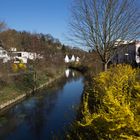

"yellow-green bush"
[11, 60, 27, 72]
[79, 65, 140, 139]
[18, 63, 27, 70]
[11, 63, 18, 72]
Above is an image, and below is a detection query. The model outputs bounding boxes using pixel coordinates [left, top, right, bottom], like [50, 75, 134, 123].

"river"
[0, 70, 84, 140]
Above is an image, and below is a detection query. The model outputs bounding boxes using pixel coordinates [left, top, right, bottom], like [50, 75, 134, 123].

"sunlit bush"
[11, 63, 18, 72]
[11, 60, 27, 72]
[18, 63, 27, 70]
[79, 64, 140, 139]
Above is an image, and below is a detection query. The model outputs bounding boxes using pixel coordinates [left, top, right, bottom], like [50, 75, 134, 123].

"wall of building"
[111, 42, 137, 66]
[136, 42, 140, 64]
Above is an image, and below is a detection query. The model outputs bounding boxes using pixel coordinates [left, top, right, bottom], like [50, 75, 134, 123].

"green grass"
[0, 85, 22, 104]
[0, 67, 65, 106]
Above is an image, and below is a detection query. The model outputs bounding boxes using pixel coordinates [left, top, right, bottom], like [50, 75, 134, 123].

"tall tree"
[0, 21, 7, 32]
[0, 21, 7, 47]
[69, 0, 140, 70]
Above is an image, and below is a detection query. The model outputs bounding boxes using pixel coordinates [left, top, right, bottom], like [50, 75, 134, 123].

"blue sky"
[0, 0, 72, 45]
[1, 0, 139, 48]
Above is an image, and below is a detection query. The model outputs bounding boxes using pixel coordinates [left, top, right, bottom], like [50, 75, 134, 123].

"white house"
[12, 52, 28, 63]
[64, 54, 80, 63]
[64, 55, 70, 63]
[111, 40, 140, 67]
[12, 51, 41, 63]
[10, 47, 17, 52]
[71, 55, 75, 62]
[76, 56, 80, 62]
[0, 47, 10, 63]
[136, 42, 140, 64]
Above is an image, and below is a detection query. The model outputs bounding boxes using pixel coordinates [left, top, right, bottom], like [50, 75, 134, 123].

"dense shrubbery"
[13, 73, 37, 92]
[11, 63, 27, 72]
[68, 63, 89, 74]
[73, 65, 140, 139]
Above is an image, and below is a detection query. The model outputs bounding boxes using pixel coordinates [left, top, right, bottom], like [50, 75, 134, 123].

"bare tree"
[0, 21, 7, 32]
[69, 0, 140, 70]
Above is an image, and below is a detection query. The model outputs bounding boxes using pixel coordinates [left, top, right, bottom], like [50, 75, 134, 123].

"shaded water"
[0, 71, 84, 140]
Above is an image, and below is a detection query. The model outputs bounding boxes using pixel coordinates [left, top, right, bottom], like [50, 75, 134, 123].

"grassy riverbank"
[67, 64, 140, 139]
[0, 66, 65, 110]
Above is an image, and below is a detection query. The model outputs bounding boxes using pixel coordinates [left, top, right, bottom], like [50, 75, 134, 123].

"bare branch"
[69, 0, 140, 70]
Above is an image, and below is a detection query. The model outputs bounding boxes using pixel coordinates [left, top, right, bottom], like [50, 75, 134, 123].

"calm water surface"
[0, 71, 84, 140]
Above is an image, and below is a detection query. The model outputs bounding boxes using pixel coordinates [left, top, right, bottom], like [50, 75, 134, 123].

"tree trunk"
[103, 62, 108, 71]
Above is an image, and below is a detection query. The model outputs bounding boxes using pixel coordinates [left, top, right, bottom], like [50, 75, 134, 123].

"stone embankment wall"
[0, 94, 26, 109]
[0, 72, 64, 111]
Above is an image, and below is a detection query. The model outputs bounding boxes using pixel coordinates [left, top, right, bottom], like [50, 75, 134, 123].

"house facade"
[0, 40, 43, 64]
[111, 41, 140, 67]
[12, 51, 42, 63]
[64, 55, 80, 63]
[136, 42, 140, 64]
[64, 55, 70, 63]
[71, 55, 75, 62]
[0, 46, 10, 63]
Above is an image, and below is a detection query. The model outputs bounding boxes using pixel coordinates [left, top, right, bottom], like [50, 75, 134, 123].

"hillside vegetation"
[0, 29, 87, 104]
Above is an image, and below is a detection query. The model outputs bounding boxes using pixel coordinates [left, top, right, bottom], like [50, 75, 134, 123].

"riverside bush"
[18, 63, 27, 70]
[79, 65, 140, 139]
[11, 60, 27, 72]
[11, 63, 18, 72]
[13, 73, 36, 92]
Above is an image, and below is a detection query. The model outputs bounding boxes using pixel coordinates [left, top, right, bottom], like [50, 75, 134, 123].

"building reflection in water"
[65, 69, 76, 78]
[72, 72, 75, 77]
[65, 69, 70, 78]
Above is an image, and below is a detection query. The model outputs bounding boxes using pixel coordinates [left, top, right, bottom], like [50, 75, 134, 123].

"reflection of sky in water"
[0, 72, 84, 140]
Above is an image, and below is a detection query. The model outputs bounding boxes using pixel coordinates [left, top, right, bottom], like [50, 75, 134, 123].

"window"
[137, 47, 140, 57]
[2, 51, 6, 55]
[17, 53, 21, 57]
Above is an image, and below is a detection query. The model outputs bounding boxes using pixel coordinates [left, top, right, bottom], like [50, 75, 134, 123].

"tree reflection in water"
[0, 70, 84, 140]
